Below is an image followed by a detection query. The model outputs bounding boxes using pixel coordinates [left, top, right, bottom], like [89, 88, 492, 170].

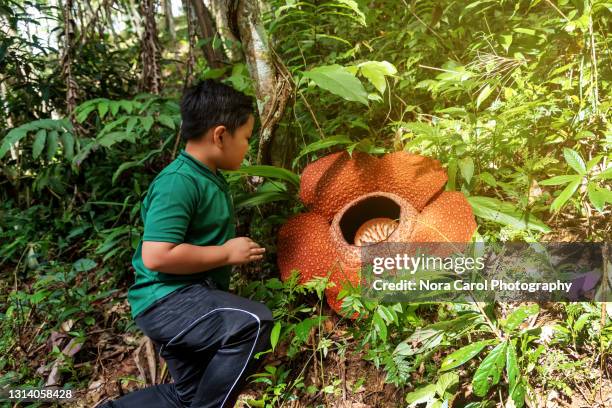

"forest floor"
[39, 289, 607, 408]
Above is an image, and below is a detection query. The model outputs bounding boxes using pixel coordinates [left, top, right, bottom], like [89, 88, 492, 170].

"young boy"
[101, 80, 273, 408]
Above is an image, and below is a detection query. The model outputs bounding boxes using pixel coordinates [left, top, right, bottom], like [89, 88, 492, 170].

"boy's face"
[217, 114, 255, 170]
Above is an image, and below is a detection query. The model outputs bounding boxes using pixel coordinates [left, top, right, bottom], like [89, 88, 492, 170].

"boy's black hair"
[180, 79, 254, 141]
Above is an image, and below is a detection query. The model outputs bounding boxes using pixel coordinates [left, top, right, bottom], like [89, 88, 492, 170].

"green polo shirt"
[128, 149, 236, 319]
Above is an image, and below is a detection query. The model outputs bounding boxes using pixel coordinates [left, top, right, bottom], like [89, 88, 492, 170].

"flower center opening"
[338, 195, 400, 246]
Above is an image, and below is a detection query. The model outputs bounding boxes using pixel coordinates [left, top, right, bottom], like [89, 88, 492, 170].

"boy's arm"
[140, 173, 264, 275]
[142, 238, 265, 275]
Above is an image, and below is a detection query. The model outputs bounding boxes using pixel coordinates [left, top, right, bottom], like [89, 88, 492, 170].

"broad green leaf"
[335, 0, 366, 26]
[109, 100, 120, 116]
[295, 135, 353, 163]
[112, 161, 140, 185]
[73, 258, 97, 272]
[357, 61, 397, 94]
[586, 155, 602, 171]
[514, 27, 536, 35]
[98, 101, 109, 119]
[472, 341, 507, 397]
[440, 340, 495, 371]
[510, 378, 527, 408]
[141, 116, 154, 132]
[458, 157, 474, 184]
[0, 127, 28, 159]
[231, 165, 300, 187]
[503, 304, 539, 332]
[32, 129, 47, 159]
[563, 148, 586, 175]
[435, 372, 459, 397]
[550, 178, 581, 212]
[60, 132, 75, 160]
[588, 183, 612, 212]
[539, 174, 581, 186]
[476, 84, 493, 109]
[506, 341, 519, 392]
[479, 172, 497, 187]
[235, 191, 292, 209]
[595, 166, 612, 180]
[98, 131, 133, 148]
[405, 384, 437, 406]
[467, 196, 550, 233]
[446, 159, 457, 191]
[46, 130, 59, 161]
[293, 316, 326, 343]
[373, 312, 387, 342]
[76, 105, 96, 123]
[158, 114, 176, 129]
[303, 64, 369, 105]
[270, 321, 281, 351]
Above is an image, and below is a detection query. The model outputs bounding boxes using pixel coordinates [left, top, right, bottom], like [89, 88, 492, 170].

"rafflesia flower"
[277, 151, 477, 318]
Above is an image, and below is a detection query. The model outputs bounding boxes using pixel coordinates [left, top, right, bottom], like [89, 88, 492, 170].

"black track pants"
[105, 282, 274, 408]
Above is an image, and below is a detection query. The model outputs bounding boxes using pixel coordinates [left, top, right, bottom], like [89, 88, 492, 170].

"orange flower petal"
[376, 152, 448, 211]
[277, 212, 337, 283]
[410, 191, 477, 243]
[299, 152, 380, 220]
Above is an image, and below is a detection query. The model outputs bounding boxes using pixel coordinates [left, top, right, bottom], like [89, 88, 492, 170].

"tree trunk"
[235, 0, 292, 165]
[190, 0, 225, 68]
[163, 0, 176, 42]
[138, 0, 162, 94]
[60, 0, 81, 132]
[203, 0, 243, 62]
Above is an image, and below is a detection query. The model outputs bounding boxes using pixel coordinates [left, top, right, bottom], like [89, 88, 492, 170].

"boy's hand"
[223, 237, 266, 265]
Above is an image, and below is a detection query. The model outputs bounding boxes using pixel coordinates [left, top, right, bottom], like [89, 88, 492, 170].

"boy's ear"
[211, 125, 227, 148]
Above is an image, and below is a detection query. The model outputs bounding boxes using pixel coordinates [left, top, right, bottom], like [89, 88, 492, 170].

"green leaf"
[98, 101, 109, 119]
[514, 27, 536, 36]
[46, 130, 59, 161]
[0, 127, 28, 159]
[270, 322, 281, 351]
[467, 196, 550, 233]
[440, 340, 495, 372]
[479, 172, 497, 187]
[109, 100, 120, 116]
[76, 105, 96, 123]
[472, 341, 507, 397]
[303, 64, 369, 105]
[112, 161, 140, 185]
[357, 61, 397, 94]
[503, 304, 539, 332]
[550, 178, 581, 212]
[373, 312, 387, 342]
[335, 0, 366, 26]
[506, 341, 519, 392]
[446, 159, 457, 191]
[405, 384, 437, 406]
[539, 175, 581, 186]
[60, 132, 75, 160]
[98, 131, 133, 148]
[476, 84, 493, 109]
[141, 115, 154, 132]
[458, 157, 474, 184]
[32, 129, 47, 159]
[295, 135, 353, 163]
[230, 165, 300, 187]
[158, 114, 176, 129]
[435, 372, 459, 397]
[563, 148, 586, 175]
[293, 316, 326, 343]
[595, 166, 612, 180]
[235, 191, 292, 209]
[73, 258, 97, 272]
[510, 377, 527, 408]
[588, 183, 612, 212]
